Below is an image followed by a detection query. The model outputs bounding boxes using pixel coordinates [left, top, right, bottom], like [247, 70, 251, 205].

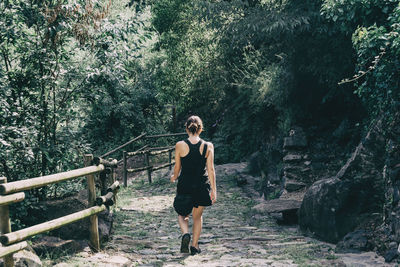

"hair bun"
[185, 116, 203, 135]
[188, 122, 198, 131]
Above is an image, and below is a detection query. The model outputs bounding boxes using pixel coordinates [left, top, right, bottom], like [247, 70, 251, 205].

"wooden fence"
[100, 132, 187, 187]
[0, 154, 119, 267]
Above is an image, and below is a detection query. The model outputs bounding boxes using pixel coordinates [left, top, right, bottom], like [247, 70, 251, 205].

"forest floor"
[47, 163, 392, 267]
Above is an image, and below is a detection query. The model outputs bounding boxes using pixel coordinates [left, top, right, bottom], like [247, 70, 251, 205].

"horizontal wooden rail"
[137, 144, 149, 152]
[127, 165, 151, 173]
[107, 181, 120, 192]
[149, 146, 174, 151]
[152, 161, 175, 171]
[0, 193, 25, 206]
[0, 205, 106, 246]
[0, 241, 28, 258]
[127, 150, 148, 157]
[145, 132, 186, 139]
[0, 165, 105, 195]
[101, 133, 146, 158]
[149, 147, 174, 155]
[126, 161, 175, 173]
[127, 146, 174, 157]
[118, 145, 148, 164]
[96, 192, 114, 206]
[122, 132, 183, 185]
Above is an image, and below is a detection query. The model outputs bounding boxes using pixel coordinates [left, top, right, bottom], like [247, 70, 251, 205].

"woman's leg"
[192, 206, 204, 248]
[178, 215, 189, 234]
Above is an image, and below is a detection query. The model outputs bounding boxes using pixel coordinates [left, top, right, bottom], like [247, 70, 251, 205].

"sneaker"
[180, 233, 190, 253]
[190, 246, 201, 255]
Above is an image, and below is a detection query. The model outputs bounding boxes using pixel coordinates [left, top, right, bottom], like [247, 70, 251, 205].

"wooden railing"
[0, 154, 119, 267]
[100, 132, 187, 187]
[123, 146, 175, 185]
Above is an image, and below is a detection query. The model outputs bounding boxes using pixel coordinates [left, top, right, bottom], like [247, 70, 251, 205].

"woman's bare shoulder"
[204, 141, 214, 150]
[175, 140, 187, 148]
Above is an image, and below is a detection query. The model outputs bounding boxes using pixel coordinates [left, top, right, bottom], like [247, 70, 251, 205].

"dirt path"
[51, 163, 391, 267]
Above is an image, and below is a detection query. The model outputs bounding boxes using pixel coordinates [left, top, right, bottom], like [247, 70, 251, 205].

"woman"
[170, 115, 217, 255]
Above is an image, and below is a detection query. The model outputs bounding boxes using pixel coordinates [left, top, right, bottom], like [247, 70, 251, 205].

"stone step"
[252, 199, 302, 213]
[266, 241, 309, 248]
[283, 154, 304, 162]
[285, 179, 306, 192]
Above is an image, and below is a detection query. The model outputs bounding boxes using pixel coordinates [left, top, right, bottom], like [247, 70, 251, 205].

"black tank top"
[177, 139, 208, 194]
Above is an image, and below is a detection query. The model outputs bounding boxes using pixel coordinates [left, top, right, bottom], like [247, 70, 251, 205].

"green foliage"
[2, 0, 398, 230]
[151, 0, 189, 35]
[150, 0, 362, 162]
[323, 0, 400, 124]
[80, 2, 163, 155]
[0, 0, 124, 226]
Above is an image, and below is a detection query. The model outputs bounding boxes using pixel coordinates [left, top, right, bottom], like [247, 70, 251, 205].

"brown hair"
[185, 115, 203, 135]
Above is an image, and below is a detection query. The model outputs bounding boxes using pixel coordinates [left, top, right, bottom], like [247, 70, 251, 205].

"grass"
[136, 230, 148, 237]
[281, 244, 319, 265]
[325, 254, 338, 260]
[41, 248, 75, 261]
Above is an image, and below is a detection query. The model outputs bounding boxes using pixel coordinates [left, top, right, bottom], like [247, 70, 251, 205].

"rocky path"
[50, 163, 391, 267]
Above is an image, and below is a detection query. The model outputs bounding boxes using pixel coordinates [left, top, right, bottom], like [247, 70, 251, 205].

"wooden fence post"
[111, 168, 116, 206]
[145, 152, 152, 183]
[84, 155, 100, 252]
[99, 171, 107, 196]
[123, 151, 127, 187]
[0, 177, 14, 267]
[168, 150, 172, 170]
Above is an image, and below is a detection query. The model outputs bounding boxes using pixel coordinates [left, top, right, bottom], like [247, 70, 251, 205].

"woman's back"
[177, 139, 208, 194]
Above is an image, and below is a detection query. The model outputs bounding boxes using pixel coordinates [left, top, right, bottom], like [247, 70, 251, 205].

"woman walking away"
[170, 115, 217, 255]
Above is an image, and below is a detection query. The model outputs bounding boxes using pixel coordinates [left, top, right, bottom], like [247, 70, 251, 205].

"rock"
[299, 119, 388, 244]
[336, 230, 369, 253]
[253, 198, 301, 223]
[253, 199, 301, 214]
[389, 242, 397, 249]
[104, 255, 131, 266]
[14, 249, 42, 267]
[32, 236, 85, 256]
[384, 248, 399, 262]
[235, 173, 247, 186]
[283, 172, 299, 180]
[98, 210, 114, 242]
[283, 154, 303, 162]
[283, 166, 311, 173]
[283, 136, 307, 149]
[23, 190, 113, 241]
[23, 190, 89, 240]
[285, 180, 306, 192]
[336, 251, 389, 266]
[299, 177, 379, 243]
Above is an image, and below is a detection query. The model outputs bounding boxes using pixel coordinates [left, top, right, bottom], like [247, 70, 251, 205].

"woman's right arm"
[206, 143, 217, 203]
[171, 142, 182, 182]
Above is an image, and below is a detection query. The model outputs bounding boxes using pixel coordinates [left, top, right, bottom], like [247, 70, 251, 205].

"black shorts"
[174, 183, 212, 216]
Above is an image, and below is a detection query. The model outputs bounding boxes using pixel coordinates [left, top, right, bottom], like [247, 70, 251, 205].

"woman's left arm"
[206, 143, 217, 203]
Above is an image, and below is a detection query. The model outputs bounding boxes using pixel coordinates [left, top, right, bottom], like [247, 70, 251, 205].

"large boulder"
[31, 236, 86, 256]
[299, 119, 386, 243]
[299, 177, 377, 242]
[0, 249, 42, 267]
[14, 249, 42, 267]
[23, 190, 113, 241]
